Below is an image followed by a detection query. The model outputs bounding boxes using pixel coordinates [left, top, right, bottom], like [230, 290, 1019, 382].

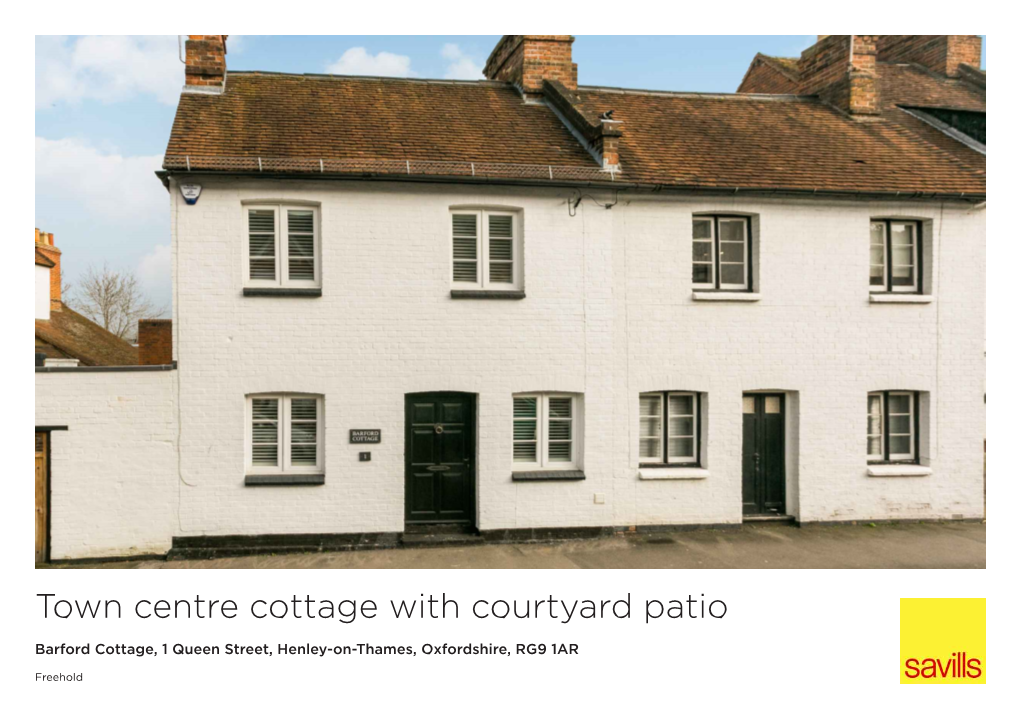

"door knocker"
[434, 424, 444, 434]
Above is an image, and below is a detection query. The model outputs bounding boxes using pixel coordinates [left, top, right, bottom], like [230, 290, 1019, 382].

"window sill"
[639, 468, 709, 481]
[450, 290, 526, 300]
[243, 288, 322, 298]
[512, 470, 585, 482]
[692, 292, 761, 302]
[869, 293, 932, 304]
[866, 465, 932, 477]
[245, 474, 325, 486]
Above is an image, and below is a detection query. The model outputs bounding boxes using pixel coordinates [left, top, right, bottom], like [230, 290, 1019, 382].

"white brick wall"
[35, 370, 177, 559]
[34, 178, 985, 558]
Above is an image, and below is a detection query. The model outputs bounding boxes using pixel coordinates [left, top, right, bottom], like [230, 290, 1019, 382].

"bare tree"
[66, 264, 168, 340]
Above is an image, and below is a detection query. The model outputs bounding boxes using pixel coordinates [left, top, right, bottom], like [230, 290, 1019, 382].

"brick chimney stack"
[35, 228, 62, 307]
[798, 35, 880, 117]
[484, 35, 577, 101]
[184, 35, 228, 91]
[138, 319, 173, 365]
[877, 36, 982, 78]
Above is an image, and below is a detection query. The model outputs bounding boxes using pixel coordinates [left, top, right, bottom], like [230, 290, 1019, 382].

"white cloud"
[35, 137, 165, 223]
[441, 43, 484, 80]
[326, 47, 416, 77]
[226, 35, 245, 54]
[36, 35, 185, 109]
[138, 244, 172, 301]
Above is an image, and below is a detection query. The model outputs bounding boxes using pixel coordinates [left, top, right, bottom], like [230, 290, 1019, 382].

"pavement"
[46, 521, 985, 569]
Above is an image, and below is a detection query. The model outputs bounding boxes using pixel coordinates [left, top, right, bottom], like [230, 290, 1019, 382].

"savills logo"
[904, 651, 982, 680]
[900, 598, 985, 684]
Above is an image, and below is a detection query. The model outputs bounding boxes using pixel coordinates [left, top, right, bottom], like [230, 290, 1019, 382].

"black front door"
[742, 394, 786, 516]
[405, 393, 475, 527]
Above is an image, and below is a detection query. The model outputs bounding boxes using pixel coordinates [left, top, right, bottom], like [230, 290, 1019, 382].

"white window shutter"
[286, 210, 316, 282]
[251, 397, 280, 468]
[289, 397, 318, 468]
[546, 397, 573, 463]
[488, 214, 514, 284]
[513, 396, 538, 463]
[452, 213, 479, 284]
[248, 209, 277, 281]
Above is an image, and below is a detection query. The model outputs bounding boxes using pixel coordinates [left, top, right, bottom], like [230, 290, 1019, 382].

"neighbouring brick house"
[35, 35, 986, 561]
[34, 229, 138, 367]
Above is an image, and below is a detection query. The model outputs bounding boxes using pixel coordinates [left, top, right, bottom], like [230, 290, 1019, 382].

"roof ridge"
[227, 70, 509, 88]
[576, 84, 816, 102]
[225, 71, 816, 100]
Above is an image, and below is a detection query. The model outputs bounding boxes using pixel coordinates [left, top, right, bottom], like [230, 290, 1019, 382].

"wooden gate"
[35, 432, 48, 564]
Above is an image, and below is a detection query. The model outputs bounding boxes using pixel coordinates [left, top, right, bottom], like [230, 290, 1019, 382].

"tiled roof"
[166, 73, 594, 168]
[163, 69, 985, 197]
[879, 62, 985, 112]
[759, 55, 801, 80]
[36, 303, 138, 367]
[769, 57, 800, 76]
[567, 87, 985, 195]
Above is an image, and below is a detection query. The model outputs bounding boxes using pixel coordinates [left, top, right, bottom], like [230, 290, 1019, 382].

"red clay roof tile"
[163, 69, 985, 197]
[36, 303, 138, 367]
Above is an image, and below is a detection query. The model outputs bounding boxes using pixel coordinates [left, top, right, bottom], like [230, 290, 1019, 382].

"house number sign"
[350, 429, 381, 444]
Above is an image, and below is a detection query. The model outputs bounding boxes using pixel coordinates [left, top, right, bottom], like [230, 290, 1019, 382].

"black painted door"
[742, 394, 786, 516]
[405, 393, 475, 526]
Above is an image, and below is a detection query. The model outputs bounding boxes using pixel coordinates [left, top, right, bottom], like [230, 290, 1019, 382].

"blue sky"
[35, 35, 987, 310]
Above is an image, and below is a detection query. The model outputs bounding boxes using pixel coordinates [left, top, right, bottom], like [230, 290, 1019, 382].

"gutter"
[35, 362, 177, 373]
[155, 169, 984, 203]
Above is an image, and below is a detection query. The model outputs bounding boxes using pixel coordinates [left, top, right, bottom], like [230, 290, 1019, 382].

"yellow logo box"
[900, 598, 985, 684]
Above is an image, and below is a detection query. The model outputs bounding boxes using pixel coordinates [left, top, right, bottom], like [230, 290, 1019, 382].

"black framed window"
[693, 216, 751, 291]
[867, 391, 919, 463]
[639, 392, 700, 466]
[870, 220, 922, 293]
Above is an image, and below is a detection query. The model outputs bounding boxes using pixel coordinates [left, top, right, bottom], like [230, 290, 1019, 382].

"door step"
[401, 525, 483, 548]
[743, 514, 796, 524]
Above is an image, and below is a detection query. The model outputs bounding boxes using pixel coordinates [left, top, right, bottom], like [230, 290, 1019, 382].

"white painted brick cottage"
[35, 35, 986, 560]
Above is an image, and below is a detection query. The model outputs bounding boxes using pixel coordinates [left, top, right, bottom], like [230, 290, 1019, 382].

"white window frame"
[868, 391, 917, 463]
[869, 222, 888, 292]
[246, 394, 324, 474]
[887, 392, 915, 461]
[693, 215, 750, 291]
[866, 392, 884, 461]
[451, 209, 521, 290]
[512, 393, 581, 471]
[639, 392, 699, 465]
[870, 219, 920, 293]
[692, 217, 716, 289]
[244, 204, 321, 289]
